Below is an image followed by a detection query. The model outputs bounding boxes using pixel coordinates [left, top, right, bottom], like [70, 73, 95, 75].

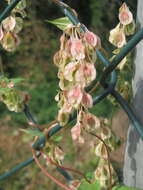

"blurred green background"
[0, 0, 137, 189]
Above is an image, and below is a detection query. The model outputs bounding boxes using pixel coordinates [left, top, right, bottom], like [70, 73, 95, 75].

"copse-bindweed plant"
[0, 0, 143, 190]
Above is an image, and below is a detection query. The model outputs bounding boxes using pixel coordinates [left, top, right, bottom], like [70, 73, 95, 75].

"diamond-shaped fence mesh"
[0, 0, 143, 184]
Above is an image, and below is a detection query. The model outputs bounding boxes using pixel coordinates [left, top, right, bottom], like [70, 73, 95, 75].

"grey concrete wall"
[123, 0, 143, 188]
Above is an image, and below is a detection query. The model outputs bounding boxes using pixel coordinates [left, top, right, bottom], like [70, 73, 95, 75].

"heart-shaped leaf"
[46, 17, 72, 31]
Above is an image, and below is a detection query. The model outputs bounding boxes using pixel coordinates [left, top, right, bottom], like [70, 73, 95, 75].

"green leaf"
[21, 129, 45, 138]
[78, 180, 100, 190]
[46, 17, 72, 31]
[112, 185, 142, 190]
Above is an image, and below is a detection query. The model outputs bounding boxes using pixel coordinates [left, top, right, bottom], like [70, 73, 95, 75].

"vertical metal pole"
[123, 0, 143, 188]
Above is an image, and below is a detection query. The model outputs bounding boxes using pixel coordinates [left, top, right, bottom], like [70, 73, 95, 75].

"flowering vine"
[108, 3, 135, 106]
[50, 9, 118, 190]
[54, 24, 101, 138]
[0, 1, 137, 190]
[46, 2, 135, 189]
[109, 3, 135, 70]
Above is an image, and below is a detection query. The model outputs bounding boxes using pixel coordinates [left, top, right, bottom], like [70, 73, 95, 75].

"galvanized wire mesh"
[0, 0, 143, 183]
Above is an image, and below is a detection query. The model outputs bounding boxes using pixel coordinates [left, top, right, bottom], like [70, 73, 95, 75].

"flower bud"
[84, 31, 101, 48]
[67, 85, 83, 108]
[71, 122, 81, 141]
[81, 92, 93, 108]
[119, 3, 133, 26]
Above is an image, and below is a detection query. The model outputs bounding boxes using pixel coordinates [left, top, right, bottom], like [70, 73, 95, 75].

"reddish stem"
[41, 152, 91, 184]
[32, 149, 72, 190]
[88, 131, 112, 190]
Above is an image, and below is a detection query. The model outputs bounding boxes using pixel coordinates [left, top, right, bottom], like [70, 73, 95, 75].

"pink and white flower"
[2, 16, 16, 31]
[83, 112, 100, 131]
[71, 122, 81, 142]
[64, 39, 72, 58]
[63, 61, 77, 81]
[75, 62, 96, 86]
[81, 92, 93, 108]
[109, 25, 126, 48]
[67, 85, 83, 108]
[119, 3, 133, 26]
[62, 102, 73, 113]
[70, 38, 85, 60]
[84, 31, 101, 48]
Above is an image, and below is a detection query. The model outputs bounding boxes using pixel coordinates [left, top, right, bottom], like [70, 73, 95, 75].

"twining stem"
[32, 148, 72, 190]
[28, 119, 57, 132]
[87, 131, 112, 190]
[41, 152, 91, 184]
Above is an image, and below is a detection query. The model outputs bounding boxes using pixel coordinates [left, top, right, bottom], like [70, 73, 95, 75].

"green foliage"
[47, 17, 72, 31]
[0, 0, 137, 190]
[78, 180, 100, 190]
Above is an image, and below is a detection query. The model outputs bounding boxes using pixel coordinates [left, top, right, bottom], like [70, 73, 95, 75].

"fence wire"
[0, 0, 143, 184]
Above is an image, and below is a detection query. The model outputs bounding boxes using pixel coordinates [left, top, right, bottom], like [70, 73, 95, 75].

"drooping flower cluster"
[88, 119, 119, 188]
[71, 111, 101, 144]
[43, 141, 65, 165]
[0, 0, 26, 51]
[54, 24, 101, 129]
[51, 18, 120, 189]
[0, 77, 25, 112]
[109, 3, 135, 49]
[94, 160, 118, 189]
[109, 3, 135, 70]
